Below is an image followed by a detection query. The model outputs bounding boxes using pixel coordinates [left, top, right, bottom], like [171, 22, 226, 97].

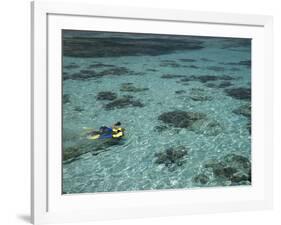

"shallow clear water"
[62, 31, 251, 194]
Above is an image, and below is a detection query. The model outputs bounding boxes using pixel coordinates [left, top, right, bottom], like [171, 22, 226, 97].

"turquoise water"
[62, 31, 251, 194]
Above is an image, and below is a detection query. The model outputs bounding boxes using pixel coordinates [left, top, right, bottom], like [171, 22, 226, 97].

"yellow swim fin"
[80, 127, 94, 136]
[87, 134, 100, 140]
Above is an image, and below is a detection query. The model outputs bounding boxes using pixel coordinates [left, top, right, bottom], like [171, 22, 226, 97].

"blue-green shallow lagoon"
[62, 31, 251, 194]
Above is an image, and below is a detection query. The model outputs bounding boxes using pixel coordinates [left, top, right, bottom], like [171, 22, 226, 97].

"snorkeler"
[87, 122, 125, 140]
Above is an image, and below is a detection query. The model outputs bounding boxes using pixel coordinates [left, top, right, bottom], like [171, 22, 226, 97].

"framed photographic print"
[31, 1, 273, 224]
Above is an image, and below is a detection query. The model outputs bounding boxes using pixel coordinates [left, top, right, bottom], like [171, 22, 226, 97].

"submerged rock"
[64, 64, 80, 69]
[63, 140, 97, 162]
[120, 83, 149, 92]
[239, 60, 251, 67]
[175, 90, 186, 94]
[222, 154, 251, 171]
[178, 58, 196, 62]
[197, 75, 234, 83]
[196, 75, 221, 83]
[153, 125, 169, 132]
[63, 33, 204, 58]
[232, 102, 251, 119]
[63, 138, 125, 162]
[191, 119, 223, 136]
[179, 75, 235, 84]
[158, 111, 206, 128]
[67, 70, 98, 80]
[223, 60, 251, 68]
[204, 81, 232, 89]
[179, 77, 194, 82]
[206, 66, 225, 72]
[63, 146, 82, 161]
[87, 63, 115, 69]
[246, 122, 251, 134]
[158, 110, 222, 136]
[190, 95, 212, 101]
[218, 81, 232, 88]
[225, 87, 251, 100]
[188, 65, 199, 69]
[231, 171, 250, 183]
[161, 74, 186, 79]
[146, 68, 158, 72]
[64, 66, 134, 80]
[159, 61, 182, 68]
[193, 153, 251, 186]
[204, 82, 216, 88]
[193, 174, 209, 185]
[98, 67, 131, 76]
[74, 106, 84, 112]
[205, 163, 237, 179]
[104, 96, 144, 110]
[154, 146, 188, 168]
[221, 39, 251, 49]
[189, 88, 213, 101]
[233, 103, 251, 135]
[200, 58, 213, 62]
[161, 60, 175, 63]
[63, 94, 71, 104]
[121, 94, 134, 99]
[96, 91, 117, 101]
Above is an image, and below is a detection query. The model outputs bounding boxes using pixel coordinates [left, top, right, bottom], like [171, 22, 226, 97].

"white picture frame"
[31, 1, 274, 224]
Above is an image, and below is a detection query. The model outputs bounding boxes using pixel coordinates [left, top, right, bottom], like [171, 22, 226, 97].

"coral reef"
[161, 74, 186, 79]
[98, 67, 131, 76]
[153, 125, 169, 132]
[74, 106, 84, 112]
[206, 66, 225, 72]
[220, 38, 251, 49]
[146, 68, 158, 72]
[158, 111, 206, 128]
[63, 66, 136, 80]
[218, 81, 232, 88]
[158, 110, 222, 136]
[154, 146, 188, 168]
[175, 90, 186, 94]
[191, 119, 223, 136]
[192, 174, 209, 185]
[120, 83, 149, 92]
[188, 65, 199, 69]
[96, 91, 118, 101]
[200, 58, 213, 62]
[196, 75, 234, 83]
[222, 60, 251, 68]
[233, 102, 251, 134]
[225, 87, 251, 100]
[63, 94, 71, 104]
[63, 138, 125, 163]
[178, 58, 196, 62]
[104, 96, 144, 110]
[64, 64, 80, 69]
[87, 63, 115, 69]
[189, 88, 213, 101]
[63, 35, 204, 58]
[193, 154, 251, 186]
[233, 102, 251, 119]
[179, 75, 235, 84]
